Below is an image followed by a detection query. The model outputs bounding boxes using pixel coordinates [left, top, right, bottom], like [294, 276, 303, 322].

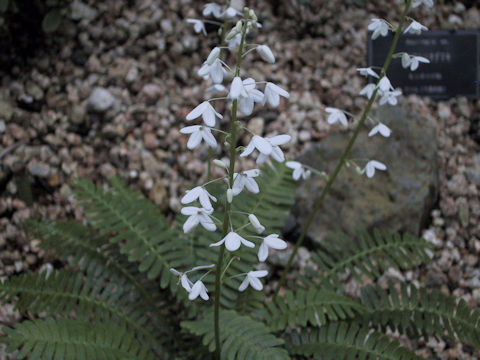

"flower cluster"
[174, 4, 290, 300]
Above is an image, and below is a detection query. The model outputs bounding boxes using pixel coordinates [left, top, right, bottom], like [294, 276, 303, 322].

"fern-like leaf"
[305, 229, 433, 289]
[0, 270, 165, 354]
[287, 323, 423, 360]
[181, 309, 290, 360]
[73, 178, 189, 289]
[261, 288, 365, 331]
[360, 283, 480, 348]
[2, 318, 154, 360]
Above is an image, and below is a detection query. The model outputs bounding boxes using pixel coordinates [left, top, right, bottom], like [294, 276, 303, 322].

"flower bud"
[206, 47, 221, 65]
[248, 9, 257, 21]
[227, 189, 233, 203]
[248, 214, 265, 234]
[256, 45, 275, 64]
[213, 159, 228, 169]
[226, 27, 238, 40]
[235, 20, 243, 32]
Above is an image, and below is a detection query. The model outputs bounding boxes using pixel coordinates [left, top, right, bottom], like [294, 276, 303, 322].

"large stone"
[293, 105, 438, 245]
[88, 87, 115, 113]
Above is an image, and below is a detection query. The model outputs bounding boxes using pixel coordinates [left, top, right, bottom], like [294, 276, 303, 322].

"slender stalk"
[273, 0, 413, 298]
[214, 18, 249, 360]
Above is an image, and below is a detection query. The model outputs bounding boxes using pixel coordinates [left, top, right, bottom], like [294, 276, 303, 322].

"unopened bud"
[206, 47, 221, 65]
[227, 189, 233, 203]
[256, 45, 275, 64]
[213, 159, 228, 169]
[248, 9, 256, 20]
[235, 20, 243, 31]
[248, 214, 265, 234]
[226, 27, 238, 40]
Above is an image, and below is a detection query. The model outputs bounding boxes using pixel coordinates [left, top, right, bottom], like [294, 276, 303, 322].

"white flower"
[359, 84, 377, 99]
[186, 101, 223, 127]
[229, 76, 248, 100]
[378, 76, 393, 92]
[263, 82, 289, 107]
[379, 89, 402, 106]
[401, 53, 430, 71]
[238, 78, 264, 115]
[286, 161, 311, 180]
[258, 234, 287, 262]
[181, 206, 216, 233]
[368, 19, 389, 40]
[180, 125, 217, 149]
[240, 135, 272, 159]
[186, 19, 207, 36]
[326, 107, 348, 126]
[404, 20, 428, 35]
[362, 160, 387, 178]
[222, 7, 240, 19]
[412, 0, 434, 8]
[356, 67, 379, 78]
[188, 280, 209, 300]
[203, 3, 223, 18]
[248, 214, 265, 234]
[256, 45, 275, 64]
[181, 186, 217, 210]
[210, 231, 255, 251]
[227, 33, 242, 50]
[198, 58, 227, 84]
[256, 135, 291, 164]
[368, 123, 391, 137]
[238, 270, 268, 291]
[206, 47, 221, 65]
[232, 169, 261, 196]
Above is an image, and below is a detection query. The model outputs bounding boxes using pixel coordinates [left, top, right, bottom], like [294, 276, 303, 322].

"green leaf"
[287, 323, 423, 360]
[182, 309, 290, 360]
[0, 0, 8, 13]
[2, 318, 153, 360]
[42, 9, 62, 33]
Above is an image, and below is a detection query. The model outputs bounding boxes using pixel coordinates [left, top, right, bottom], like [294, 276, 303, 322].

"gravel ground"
[1, 0, 480, 358]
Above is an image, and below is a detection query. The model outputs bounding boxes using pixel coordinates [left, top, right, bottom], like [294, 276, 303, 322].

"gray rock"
[25, 81, 44, 101]
[0, 120, 5, 133]
[0, 100, 13, 121]
[88, 87, 115, 113]
[293, 105, 438, 245]
[70, 0, 98, 21]
[27, 162, 50, 178]
[70, 104, 87, 125]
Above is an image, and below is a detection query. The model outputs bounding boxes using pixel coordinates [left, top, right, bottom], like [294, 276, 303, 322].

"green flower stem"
[273, 0, 413, 299]
[214, 17, 249, 360]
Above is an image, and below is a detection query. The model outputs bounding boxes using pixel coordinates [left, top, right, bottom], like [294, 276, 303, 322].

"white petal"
[256, 45, 275, 64]
[249, 89, 264, 103]
[243, 169, 261, 177]
[202, 107, 216, 127]
[201, 128, 217, 148]
[372, 160, 387, 170]
[210, 60, 225, 84]
[191, 264, 215, 271]
[242, 78, 256, 91]
[181, 207, 199, 215]
[269, 135, 291, 146]
[265, 88, 280, 107]
[181, 187, 202, 205]
[224, 232, 241, 251]
[239, 97, 254, 115]
[188, 281, 203, 300]
[199, 285, 209, 300]
[183, 215, 199, 233]
[232, 175, 244, 196]
[270, 146, 285, 162]
[378, 124, 391, 137]
[401, 53, 410, 69]
[267, 82, 289, 98]
[240, 237, 255, 248]
[292, 167, 303, 181]
[186, 102, 208, 121]
[199, 192, 213, 210]
[238, 277, 249, 292]
[258, 242, 268, 262]
[249, 276, 263, 291]
[209, 238, 225, 247]
[181, 274, 192, 292]
[256, 153, 268, 164]
[187, 131, 203, 149]
[206, 47, 221, 65]
[253, 136, 272, 155]
[229, 77, 244, 99]
[264, 235, 287, 249]
[249, 214, 265, 234]
[244, 178, 259, 194]
[240, 140, 255, 157]
[286, 161, 301, 170]
[199, 215, 216, 232]
[249, 270, 268, 278]
[180, 125, 201, 134]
